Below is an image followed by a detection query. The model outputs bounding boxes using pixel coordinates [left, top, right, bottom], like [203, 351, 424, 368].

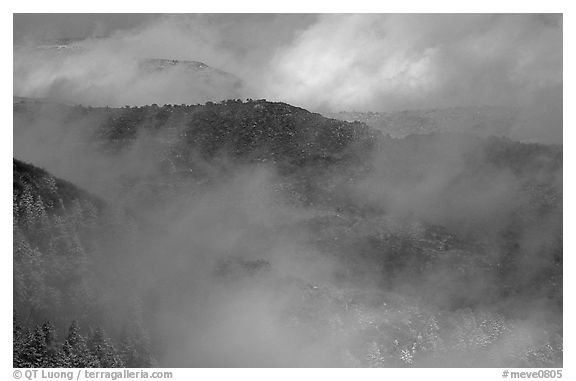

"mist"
[13, 14, 562, 368]
[14, 14, 562, 143]
[13, 99, 562, 367]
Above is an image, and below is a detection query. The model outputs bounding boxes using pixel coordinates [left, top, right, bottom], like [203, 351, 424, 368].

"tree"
[88, 327, 124, 367]
[14, 321, 63, 367]
[61, 321, 100, 367]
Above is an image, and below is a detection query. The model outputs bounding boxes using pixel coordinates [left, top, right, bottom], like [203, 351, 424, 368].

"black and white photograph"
[10, 9, 564, 372]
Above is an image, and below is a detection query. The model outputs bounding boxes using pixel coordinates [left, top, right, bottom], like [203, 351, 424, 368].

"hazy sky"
[13, 14, 317, 44]
[13, 14, 159, 43]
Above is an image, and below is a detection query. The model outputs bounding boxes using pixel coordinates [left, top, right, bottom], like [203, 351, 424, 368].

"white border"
[3, 4, 571, 379]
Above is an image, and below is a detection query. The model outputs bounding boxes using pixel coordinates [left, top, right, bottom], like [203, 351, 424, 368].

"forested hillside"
[13, 99, 562, 367]
[13, 159, 153, 367]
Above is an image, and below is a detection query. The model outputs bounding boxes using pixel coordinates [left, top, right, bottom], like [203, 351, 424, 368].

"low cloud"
[13, 14, 562, 142]
[266, 14, 562, 112]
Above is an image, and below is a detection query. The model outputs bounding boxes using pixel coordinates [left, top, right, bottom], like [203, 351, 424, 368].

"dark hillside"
[13, 99, 562, 367]
[13, 159, 152, 367]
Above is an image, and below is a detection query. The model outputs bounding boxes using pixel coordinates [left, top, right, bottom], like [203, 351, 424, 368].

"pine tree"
[39, 321, 64, 367]
[13, 312, 27, 367]
[17, 324, 50, 367]
[88, 327, 124, 367]
[61, 321, 100, 367]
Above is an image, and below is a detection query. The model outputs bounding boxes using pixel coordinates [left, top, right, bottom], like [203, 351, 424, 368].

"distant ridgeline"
[14, 98, 378, 208]
[329, 106, 521, 139]
[14, 98, 375, 158]
[14, 98, 560, 208]
[13, 98, 563, 367]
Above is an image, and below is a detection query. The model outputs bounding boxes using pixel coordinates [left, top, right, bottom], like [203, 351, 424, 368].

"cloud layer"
[268, 14, 562, 112]
[14, 14, 562, 141]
